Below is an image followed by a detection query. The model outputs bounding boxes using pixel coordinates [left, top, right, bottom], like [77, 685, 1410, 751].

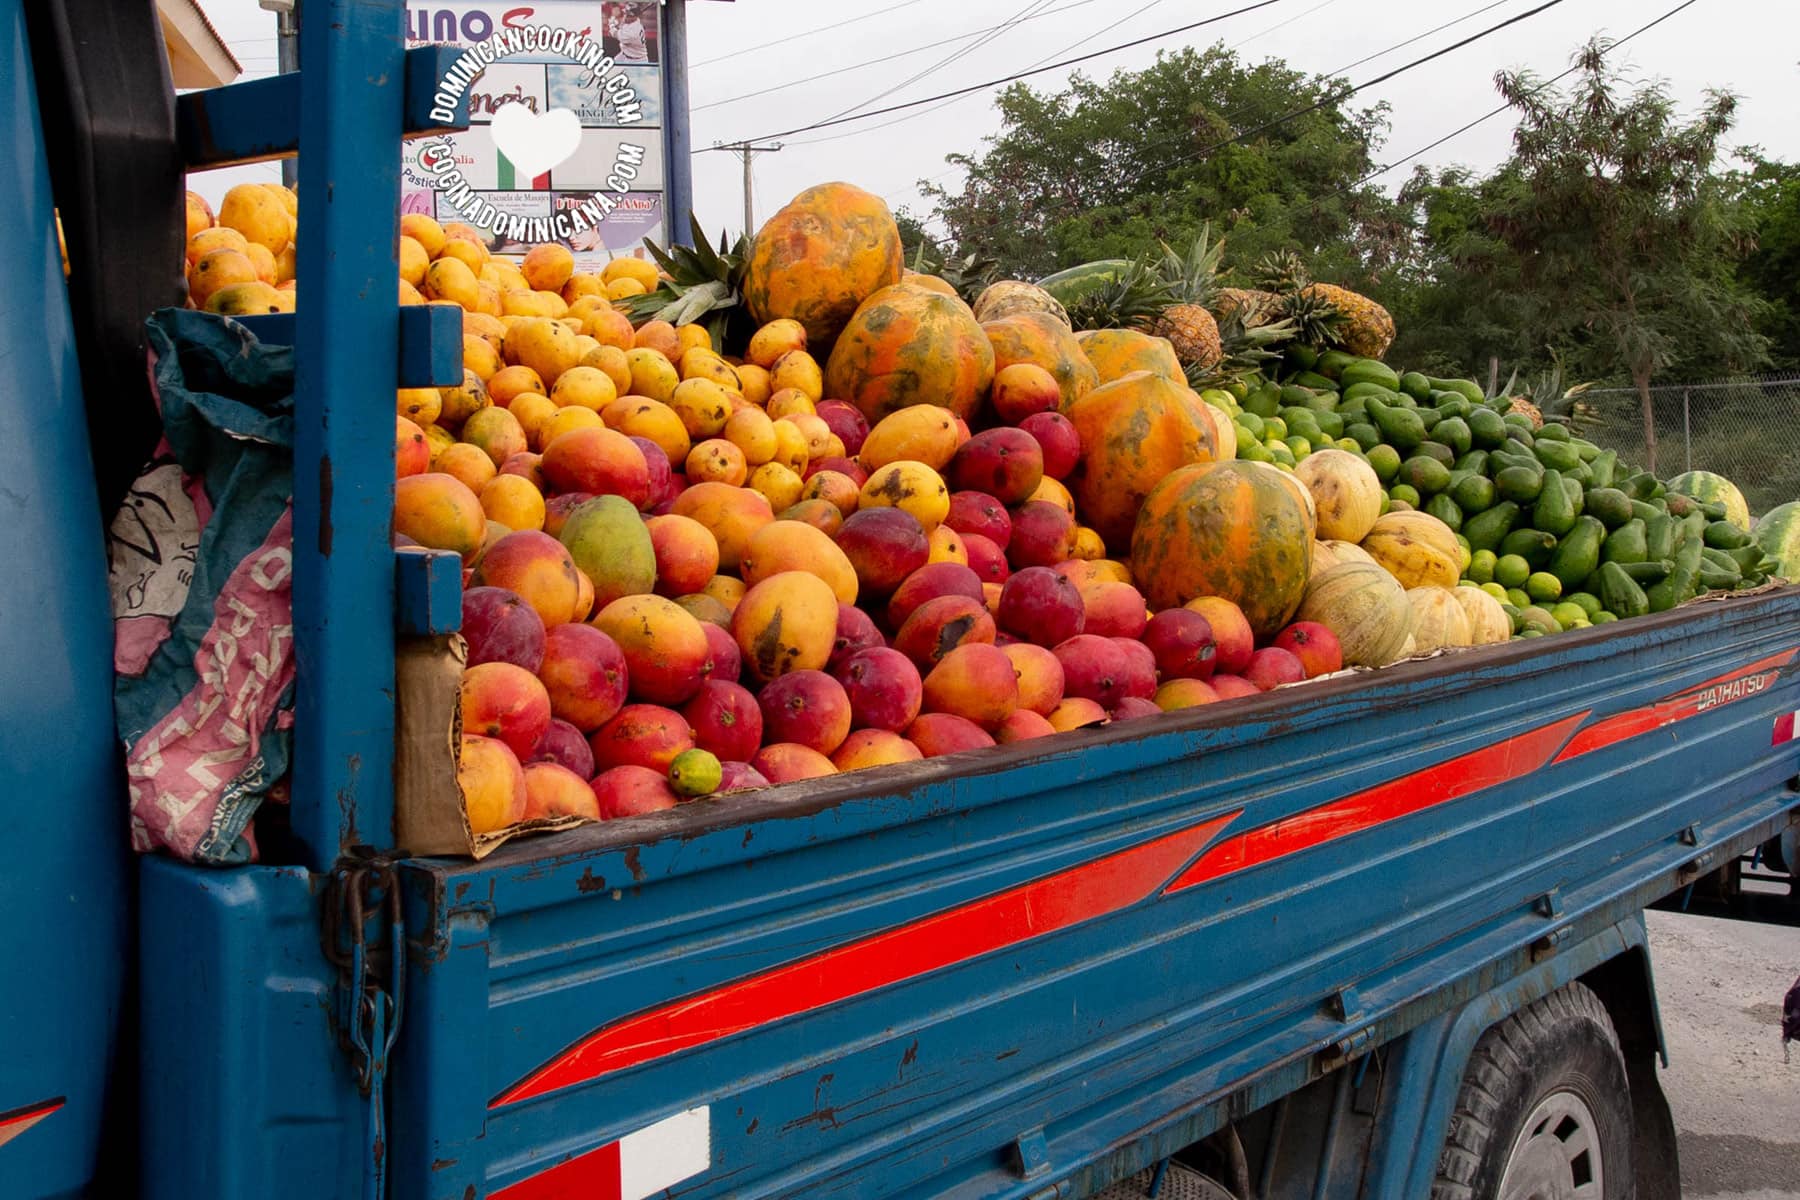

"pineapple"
[1299, 282, 1395, 359]
[1252, 251, 1396, 359]
[1209, 286, 1282, 330]
[972, 279, 1070, 327]
[1149, 229, 1226, 372]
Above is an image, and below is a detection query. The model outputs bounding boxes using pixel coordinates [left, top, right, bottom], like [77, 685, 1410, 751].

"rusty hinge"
[323, 847, 407, 1200]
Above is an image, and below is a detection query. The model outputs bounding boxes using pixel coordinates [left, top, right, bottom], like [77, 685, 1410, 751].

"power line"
[1228, 0, 1344, 49]
[1322, 0, 1515, 78]
[705, 0, 1287, 147]
[1341, 0, 1704, 192]
[792, 0, 1171, 150]
[690, 0, 935, 68]
[1182, 0, 1566, 165]
[691, 0, 1107, 113]
[818, 0, 1061, 126]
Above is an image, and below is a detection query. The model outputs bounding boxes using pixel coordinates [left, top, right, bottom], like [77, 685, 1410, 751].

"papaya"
[1450, 473, 1496, 515]
[827, 283, 996, 423]
[1316, 349, 1358, 378]
[1343, 381, 1399, 405]
[1291, 370, 1339, 392]
[1621, 560, 1672, 584]
[1494, 466, 1544, 505]
[1434, 416, 1472, 458]
[1704, 520, 1752, 550]
[1644, 514, 1675, 562]
[1430, 377, 1486, 405]
[743, 182, 903, 348]
[1398, 371, 1432, 400]
[1629, 499, 1663, 524]
[1425, 493, 1463, 532]
[1535, 422, 1571, 443]
[1588, 449, 1617, 490]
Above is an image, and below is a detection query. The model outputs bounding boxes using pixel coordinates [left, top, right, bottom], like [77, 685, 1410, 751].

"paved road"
[1647, 906, 1800, 1199]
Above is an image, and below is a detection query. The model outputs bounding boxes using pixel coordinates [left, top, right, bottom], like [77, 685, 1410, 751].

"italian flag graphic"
[496, 150, 551, 191]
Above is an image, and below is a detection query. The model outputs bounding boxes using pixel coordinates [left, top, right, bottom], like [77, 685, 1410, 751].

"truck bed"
[389, 588, 1800, 1200]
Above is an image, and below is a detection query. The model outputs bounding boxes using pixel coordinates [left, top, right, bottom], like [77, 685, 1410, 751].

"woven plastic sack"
[109, 309, 296, 864]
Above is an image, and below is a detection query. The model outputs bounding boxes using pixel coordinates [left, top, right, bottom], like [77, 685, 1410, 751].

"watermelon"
[1753, 501, 1800, 582]
[1666, 470, 1750, 532]
[1036, 259, 1131, 308]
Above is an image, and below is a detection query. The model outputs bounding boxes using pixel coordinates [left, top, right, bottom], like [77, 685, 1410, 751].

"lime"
[1495, 554, 1532, 589]
[668, 748, 722, 798]
[1505, 587, 1532, 608]
[1238, 438, 1274, 463]
[1263, 415, 1288, 438]
[1520, 605, 1560, 635]
[1284, 435, 1313, 460]
[1592, 610, 1619, 624]
[1551, 601, 1588, 628]
[1468, 549, 1498, 584]
[1520, 628, 1544, 638]
[1202, 387, 1237, 410]
[1366, 443, 1402, 483]
[1337, 437, 1363, 454]
[1481, 581, 1510, 603]
[1389, 483, 1421, 508]
[1525, 571, 1563, 603]
[1266, 441, 1296, 468]
[1455, 539, 1473, 573]
[1236, 412, 1266, 438]
[1567, 591, 1602, 618]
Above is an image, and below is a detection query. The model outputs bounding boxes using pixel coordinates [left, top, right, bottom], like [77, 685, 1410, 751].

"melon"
[1295, 449, 1383, 543]
[1295, 561, 1412, 667]
[1407, 586, 1473, 653]
[972, 280, 1070, 327]
[1322, 539, 1378, 568]
[1753, 500, 1800, 581]
[1450, 585, 1511, 646]
[1361, 511, 1461, 590]
[1130, 460, 1314, 637]
[1666, 470, 1751, 532]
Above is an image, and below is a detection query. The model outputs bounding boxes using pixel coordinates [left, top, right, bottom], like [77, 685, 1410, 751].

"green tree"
[920, 45, 1405, 286]
[1479, 39, 1768, 470]
[1729, 151, 1800, 370]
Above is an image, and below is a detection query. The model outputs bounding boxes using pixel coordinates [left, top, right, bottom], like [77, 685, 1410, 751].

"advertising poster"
[404, 0, 667, 267]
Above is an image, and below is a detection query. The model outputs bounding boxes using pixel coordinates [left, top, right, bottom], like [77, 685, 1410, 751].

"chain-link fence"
[1565, 376, 1800, 519]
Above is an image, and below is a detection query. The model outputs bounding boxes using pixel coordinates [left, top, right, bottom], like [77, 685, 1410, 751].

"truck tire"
[1432, 982, 1632, 1200]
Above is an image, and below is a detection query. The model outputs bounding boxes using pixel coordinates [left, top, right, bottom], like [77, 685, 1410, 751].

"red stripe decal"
[0, 1097, 65, 1151]
[1553, 649, 1798, 764]
[492, 812, 1241, 1108]
[493, 1136, 622, 1200]
[1163, 713, 1590, 894]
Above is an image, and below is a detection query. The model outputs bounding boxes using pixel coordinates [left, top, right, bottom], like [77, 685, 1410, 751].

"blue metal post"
[661, 0, 693, 246]
[291, 0, 407, 867]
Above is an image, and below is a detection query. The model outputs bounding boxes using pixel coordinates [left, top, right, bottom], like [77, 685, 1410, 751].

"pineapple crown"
[1064, 255, 1176, 333]
[1155, 224, 1226, 307]
[1253, 249, 1311, 296]
[618, 215, 751, 345]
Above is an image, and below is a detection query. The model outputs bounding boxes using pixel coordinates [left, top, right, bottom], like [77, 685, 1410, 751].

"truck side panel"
[0, 2, 130, 1194]
[391, 591, 1800, 1200]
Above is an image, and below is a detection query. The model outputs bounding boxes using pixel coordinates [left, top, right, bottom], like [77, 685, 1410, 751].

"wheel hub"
[1499, 1088, 1605, 1200]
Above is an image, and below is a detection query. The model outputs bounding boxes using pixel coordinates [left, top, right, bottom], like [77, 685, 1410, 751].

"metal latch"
[323, 848, 407, 1199]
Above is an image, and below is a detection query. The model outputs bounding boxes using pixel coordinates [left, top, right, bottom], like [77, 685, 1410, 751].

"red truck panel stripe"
[0, 1096, 64, 1151]
[1553, 649, 1797, 763]
[492, 1137, 622, 1200]
[491, 811, 1241, 1108]
[1161, 712, 1591, 894]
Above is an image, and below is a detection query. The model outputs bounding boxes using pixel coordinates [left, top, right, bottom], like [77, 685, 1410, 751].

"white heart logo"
[489, 104, 582, 181]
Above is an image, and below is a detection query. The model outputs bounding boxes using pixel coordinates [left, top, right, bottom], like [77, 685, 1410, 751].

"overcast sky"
[196, 0, 1799, 239]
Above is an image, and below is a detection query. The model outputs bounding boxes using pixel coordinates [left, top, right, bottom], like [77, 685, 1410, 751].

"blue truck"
[3, 3, 1797, 1198]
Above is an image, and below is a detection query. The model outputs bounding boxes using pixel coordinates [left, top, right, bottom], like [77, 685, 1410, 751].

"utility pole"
[712, 140, 783, 235]
[259, 0, 301, 187]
